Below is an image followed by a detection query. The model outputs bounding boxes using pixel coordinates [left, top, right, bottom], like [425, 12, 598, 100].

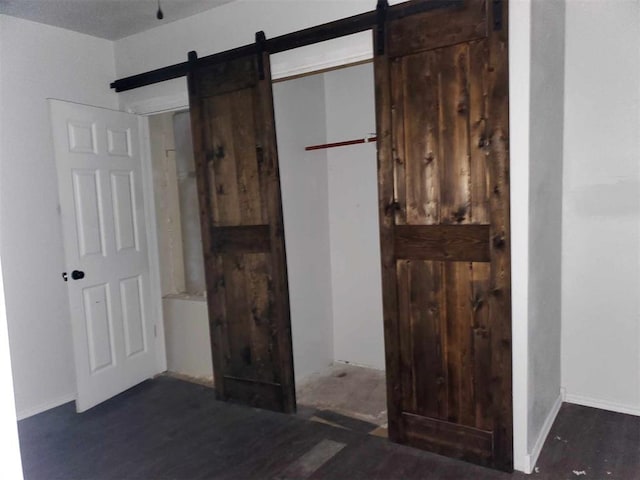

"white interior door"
[50, 99, 159, 412]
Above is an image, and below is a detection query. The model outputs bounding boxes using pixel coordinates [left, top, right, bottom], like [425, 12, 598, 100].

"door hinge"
[492, 0, 503, 31]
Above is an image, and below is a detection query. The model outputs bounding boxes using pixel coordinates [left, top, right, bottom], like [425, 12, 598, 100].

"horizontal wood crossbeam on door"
[394, 225, 491, 262]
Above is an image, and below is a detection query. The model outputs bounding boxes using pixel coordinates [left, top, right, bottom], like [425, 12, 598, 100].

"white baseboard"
[523, 392, 563, 474]
[564, 393, 640, 417]
[17, 393, 75, 421]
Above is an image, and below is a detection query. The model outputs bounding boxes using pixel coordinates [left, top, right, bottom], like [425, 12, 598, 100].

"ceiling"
[0, 0, 235, 40]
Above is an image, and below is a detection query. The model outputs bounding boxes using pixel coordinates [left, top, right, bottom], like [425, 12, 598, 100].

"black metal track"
[110, 0, 461, 92]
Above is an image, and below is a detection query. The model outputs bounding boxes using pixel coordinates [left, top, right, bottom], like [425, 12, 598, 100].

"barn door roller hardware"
[375, 0, 389, 56]
[492, 0, 503, 31]
[187, 50, 198, 95]
[110, 0, 463, 93]
[256, 31, 267, 80]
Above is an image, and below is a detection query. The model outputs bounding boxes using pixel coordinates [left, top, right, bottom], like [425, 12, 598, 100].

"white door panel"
[50, 100, 158, 412]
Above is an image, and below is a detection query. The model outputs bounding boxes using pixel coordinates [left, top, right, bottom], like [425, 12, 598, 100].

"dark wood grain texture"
[255, 51, 296, 413]
[188, 52, 295, 413]
[375, 0, 512, 471]
[486, 0, 513, 470]
[387, 0, 487, 58]
[374, 23, 402, 444]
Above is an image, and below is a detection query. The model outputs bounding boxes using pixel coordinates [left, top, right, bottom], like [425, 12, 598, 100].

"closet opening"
[272, 59, 387, 435]
[147, 60, 388, 434]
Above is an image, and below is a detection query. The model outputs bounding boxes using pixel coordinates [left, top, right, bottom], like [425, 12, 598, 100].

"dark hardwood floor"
[17, 377, 640, 479]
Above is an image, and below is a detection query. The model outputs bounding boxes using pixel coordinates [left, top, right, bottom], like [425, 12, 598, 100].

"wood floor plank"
[17, 377, 640, 480]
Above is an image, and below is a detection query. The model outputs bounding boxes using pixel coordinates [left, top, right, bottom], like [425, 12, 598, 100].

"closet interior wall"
[274, 61, 385, 382]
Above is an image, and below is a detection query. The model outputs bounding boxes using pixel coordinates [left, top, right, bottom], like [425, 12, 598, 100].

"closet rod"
[110, 0, 462, 93]
[305, 136, 377, 151]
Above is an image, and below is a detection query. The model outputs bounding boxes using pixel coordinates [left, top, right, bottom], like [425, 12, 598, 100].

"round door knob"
[71, 270, 85, 280]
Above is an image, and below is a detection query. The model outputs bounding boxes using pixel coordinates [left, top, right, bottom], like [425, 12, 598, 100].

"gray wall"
[273, 74, 334, 382]
[324, 63, 385, 370]
[527, 0, 565, 451]
[0, 15, 118, 418]
[562, 0, 640, 413]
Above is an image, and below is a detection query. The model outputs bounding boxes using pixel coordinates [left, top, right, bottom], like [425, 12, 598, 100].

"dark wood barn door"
[187, 50, 296, 413]
[375, 0, 512, 470]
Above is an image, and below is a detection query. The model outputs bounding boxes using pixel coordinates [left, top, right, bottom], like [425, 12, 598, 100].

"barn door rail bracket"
[375, 0, 389, 56]
[492, 0, 503, 31]
[187, 50, 198, 95]
[256, 31, 267, 80]
[110, 1, 462, 92]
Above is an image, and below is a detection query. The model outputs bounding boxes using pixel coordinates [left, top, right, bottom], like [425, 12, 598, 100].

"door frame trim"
[138, 115, 168, 374]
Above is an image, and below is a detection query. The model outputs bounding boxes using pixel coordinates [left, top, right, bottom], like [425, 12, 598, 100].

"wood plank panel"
[470, 262, 492, 431]
[222, 253, 276, 384]
[409, 260, 446, 420]
[223, 254, 254, 380]
[394, 224, 490, 262]
[486, 0, 513, 470]
[401, 50, 440, 226]
[438, 43, 472, 225]
[390, 56, 407, 225]
[243, 253, 275, 384]
[254, 51, 296, 413]
[396, 260, 416, 414]
[469, 39, 490, 224]
[443, 261, 475, 427]
[204, 94, 241, 226]
[375, 29, 402, 443]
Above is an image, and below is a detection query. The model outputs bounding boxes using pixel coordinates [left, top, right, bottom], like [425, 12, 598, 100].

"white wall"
[274, 74, 334, 382]
[0, 15, 118, 418]
[114, 1, 385, 113]
[0, 24, 24, 469]
[562, 0, 640, 415]
[324, 63, 385, 370]
[526, 0, 565, 469]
